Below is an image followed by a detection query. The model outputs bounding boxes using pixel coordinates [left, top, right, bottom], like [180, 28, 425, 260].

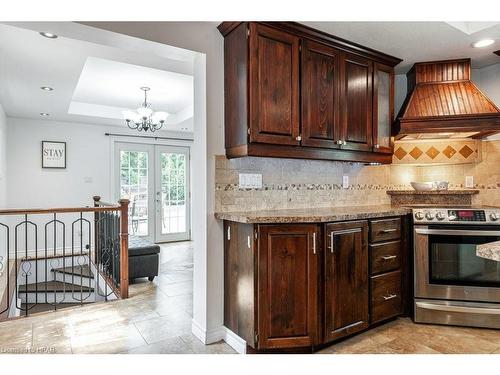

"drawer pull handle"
[383, 294, 398, 301]
[381, 228, 397, 233]
[381, 255, 397, 260]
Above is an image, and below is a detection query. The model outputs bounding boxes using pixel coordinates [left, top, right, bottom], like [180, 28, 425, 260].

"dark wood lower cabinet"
[223, 216, 408, 352]
[324, 221, 369, 342]
[257, 224, 319, 349]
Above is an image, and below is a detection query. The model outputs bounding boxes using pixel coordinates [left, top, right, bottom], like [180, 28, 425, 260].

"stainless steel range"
[412, 206, 500, 329]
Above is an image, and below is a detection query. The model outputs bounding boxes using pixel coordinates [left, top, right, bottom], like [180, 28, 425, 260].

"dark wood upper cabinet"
[373, 63, 395, 154]
[218, 22, 402, 163]
[301, 40, 341, 148]
[324, 221, 369, 342]
[340, 53, 373, 152]
[249, 23, 300, 146]
[257, 224, 319, 349]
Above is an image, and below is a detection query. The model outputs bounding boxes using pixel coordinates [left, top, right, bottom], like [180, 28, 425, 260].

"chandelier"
[122, 87, 168, 132]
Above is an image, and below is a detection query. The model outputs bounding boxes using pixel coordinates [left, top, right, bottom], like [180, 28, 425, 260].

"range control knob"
[490, 213, 499, 221]
[414, 212, 424, 220]
[425, 212, 435, 220]
[436, 212, 446, 221]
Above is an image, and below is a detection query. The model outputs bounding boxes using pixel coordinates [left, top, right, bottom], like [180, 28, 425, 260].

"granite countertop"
[386, 189, 479, 195]
[215, 205, 411, 224]
[476, 241, 500, 262]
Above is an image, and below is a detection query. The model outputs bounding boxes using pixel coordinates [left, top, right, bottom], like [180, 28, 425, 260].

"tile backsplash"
[215, 140, 500, 212]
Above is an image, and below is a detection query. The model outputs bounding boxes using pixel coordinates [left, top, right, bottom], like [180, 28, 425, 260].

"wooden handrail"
[0, 206, 121, 215]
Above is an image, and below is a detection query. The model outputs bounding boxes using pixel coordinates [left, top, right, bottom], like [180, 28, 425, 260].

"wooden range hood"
[395, 58, 500, 140]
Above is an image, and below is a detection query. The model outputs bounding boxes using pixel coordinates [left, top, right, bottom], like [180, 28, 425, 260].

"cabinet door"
[249, 24, 300, 146]
[301, 40, 341, 148]
[373, 63, 394, 154]
[340, 53, 373, 152]
[324, 221, 369, 342]
[257, 224, 319, 349]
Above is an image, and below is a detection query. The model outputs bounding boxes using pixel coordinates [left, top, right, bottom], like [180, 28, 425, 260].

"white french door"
[155, 145, 190, 242]
[115, 142, 191, 243]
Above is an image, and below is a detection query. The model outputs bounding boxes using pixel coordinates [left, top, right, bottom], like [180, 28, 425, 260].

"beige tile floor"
[1, 241, 500, 354]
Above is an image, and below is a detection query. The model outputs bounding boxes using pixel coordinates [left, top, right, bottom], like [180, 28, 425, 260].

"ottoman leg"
[148, 276, 155, 282]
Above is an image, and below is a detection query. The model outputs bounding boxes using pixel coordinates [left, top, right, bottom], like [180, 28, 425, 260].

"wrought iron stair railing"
[0, 197, 129, 320]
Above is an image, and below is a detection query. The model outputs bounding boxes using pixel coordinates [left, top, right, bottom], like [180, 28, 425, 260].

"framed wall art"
[42, 141, 67, 169]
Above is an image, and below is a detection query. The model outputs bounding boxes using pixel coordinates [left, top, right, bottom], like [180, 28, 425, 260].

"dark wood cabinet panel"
[370, 217, 401, 243]
[223, 221, 256, 347]
[340, 53, 373, 152]
[249, 23, 300, 145]
[324, 221, 369, 342]
[371, 270, 402, 324]
[373, 62, 395, 154]
[257, 224, 319, 349]
[370, 240, 401, 275]
[301, 40, 341, 148]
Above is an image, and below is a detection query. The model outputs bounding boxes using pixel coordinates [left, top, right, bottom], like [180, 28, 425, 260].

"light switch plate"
[239, 173, 262, 189]
[465, 176, 474, 188]
[342, 175, 349, 189]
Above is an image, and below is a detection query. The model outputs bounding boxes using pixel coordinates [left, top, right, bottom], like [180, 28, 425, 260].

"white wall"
[0, 104, 6, 207]
[6, 117, 194, 208]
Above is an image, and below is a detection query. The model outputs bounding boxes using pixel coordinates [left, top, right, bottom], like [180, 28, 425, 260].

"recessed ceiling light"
[39, 112, 50, 116]
[39, 31, 58, 39]
[473, 39, 495, 48]
[40, 86, 54, 91]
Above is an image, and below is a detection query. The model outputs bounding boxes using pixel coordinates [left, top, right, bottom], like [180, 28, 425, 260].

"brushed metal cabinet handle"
[382, 228, 397, 233]
[383, 294, 398, 301]
[381, 255, 397, 260]
[312, 232, 317, 255]
[227, 226, 231, 240]
[330, 232, 334, 253]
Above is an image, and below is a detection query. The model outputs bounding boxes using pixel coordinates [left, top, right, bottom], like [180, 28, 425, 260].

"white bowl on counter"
[411, 181, 449, 191]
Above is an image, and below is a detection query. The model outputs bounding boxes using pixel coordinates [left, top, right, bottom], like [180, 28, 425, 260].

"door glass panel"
[429, 235, 500, 287]
[119, 150, 149, 236]
[377, 70, 391, 148]
[160, 152, 187, 235]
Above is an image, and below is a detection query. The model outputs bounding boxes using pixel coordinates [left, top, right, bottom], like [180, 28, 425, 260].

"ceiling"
[0, 23, 195, 132]
[303, 21, 500, 73]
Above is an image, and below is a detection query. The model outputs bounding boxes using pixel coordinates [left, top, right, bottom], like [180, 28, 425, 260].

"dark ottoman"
[128, 236, 160, 281]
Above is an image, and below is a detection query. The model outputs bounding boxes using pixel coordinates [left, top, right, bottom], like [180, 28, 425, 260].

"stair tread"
[18, 281, 94, 293]
[52, 264, 94, 278]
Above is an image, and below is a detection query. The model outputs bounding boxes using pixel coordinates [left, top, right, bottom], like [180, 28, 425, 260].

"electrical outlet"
[342, 175, 349, 189]
[239, 173, 262, 189]
[465, 176, 474, 188]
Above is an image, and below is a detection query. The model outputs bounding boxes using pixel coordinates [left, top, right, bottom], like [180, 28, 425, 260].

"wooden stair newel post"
[119, 199, 130, 298]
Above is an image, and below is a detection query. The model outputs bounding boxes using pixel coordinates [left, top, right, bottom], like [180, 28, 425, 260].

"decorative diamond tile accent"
[394, 147, 408, 160]
[459, 145, 474, 159]
[443, 145, 457, 159]
[425, 146, 440, 159]
[409, 147, 423, 160]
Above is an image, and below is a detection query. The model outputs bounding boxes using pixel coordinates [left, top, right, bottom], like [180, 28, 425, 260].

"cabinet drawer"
[370, 241, 401, 275]
[371, 270, 402, 324]
[370, 218, 401, 243]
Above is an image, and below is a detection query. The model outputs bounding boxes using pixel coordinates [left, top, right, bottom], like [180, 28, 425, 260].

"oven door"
[414, 225, 500, 302]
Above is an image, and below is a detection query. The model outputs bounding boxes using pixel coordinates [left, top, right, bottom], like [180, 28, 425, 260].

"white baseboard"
[191, 320, 246, 353]
[222, 327, 247, 354]
[191, 319, 224, 344]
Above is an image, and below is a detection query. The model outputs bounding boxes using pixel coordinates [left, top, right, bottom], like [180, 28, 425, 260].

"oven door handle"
[415, 228, 500, 236]
[416, 301, 500, 315]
